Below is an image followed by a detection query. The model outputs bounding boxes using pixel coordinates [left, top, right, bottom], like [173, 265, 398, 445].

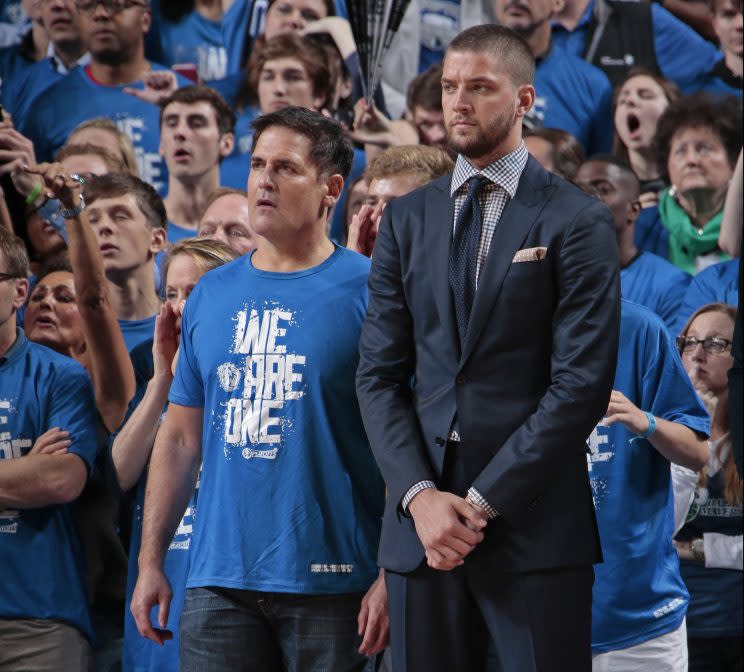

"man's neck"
[628, 148, 659, 182]
[0, 321, 18, 360]
[725, 51, 743, 78]
[522, 24, 552, 59]
[618, 238, 639, 267]
[89, 51, 150, 86]
[164, 170, 221, 232]
[107, 265, 161, 321]
[53, 40, 85, 69]
[555, 0, 592, 30]
[196, 0, 224, 20]
[467, 135, 522, 170]
[252, 230, 335, 273]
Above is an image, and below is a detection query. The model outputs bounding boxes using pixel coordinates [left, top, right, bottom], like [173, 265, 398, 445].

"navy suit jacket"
[356, 156, 621, 574]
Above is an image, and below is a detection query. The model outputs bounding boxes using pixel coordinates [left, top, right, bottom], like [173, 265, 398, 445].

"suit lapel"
[460, 158, 556, 365]
[425, 176, 459, 356]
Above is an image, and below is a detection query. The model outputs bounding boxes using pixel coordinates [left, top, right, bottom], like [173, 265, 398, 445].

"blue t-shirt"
[621, 252, 691, 333]
[587, 300, 709, 654]
[166, 220, 198, 244]
[0, 331, 98, 640]
[635, 206, 669, 260]
[418, 0, 460, 73]
[551, 0, 719, 93]
[1, 56, 65, 123]
[119, 315, 158, 353]
[672, 258, 740, 335]
[169, 247, 384, 593]
[21, 65, 189, 193]
[530, 44, 614, 154]
[0, 41, 31, 89]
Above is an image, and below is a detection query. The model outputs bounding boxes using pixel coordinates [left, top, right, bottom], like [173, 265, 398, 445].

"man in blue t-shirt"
[22, 0, 186, 193]
[86, 173, 166, 352]
[588, 299, 709, 668]
[159, 86, 235, 242]
[131, 107, 386, 670]
[694, 0, 742, 96]
[575, 156, 691, 332]
[495, 0, 614, 154]
[0, 229, 99, 672]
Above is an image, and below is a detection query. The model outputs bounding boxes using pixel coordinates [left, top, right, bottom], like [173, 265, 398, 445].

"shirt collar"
[450, 142, 529, 197]
[552, 0, 595, 32]
[0, 328, 26, 366]
[47, 43, 91, 75]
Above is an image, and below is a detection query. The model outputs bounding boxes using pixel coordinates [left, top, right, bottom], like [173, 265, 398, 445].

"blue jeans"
[180, 587, 377, 672]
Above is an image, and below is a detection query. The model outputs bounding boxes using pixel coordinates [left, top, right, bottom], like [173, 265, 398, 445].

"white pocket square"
[512, 246, 547, 263]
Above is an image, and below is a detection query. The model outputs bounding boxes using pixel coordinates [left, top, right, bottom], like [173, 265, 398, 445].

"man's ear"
[149, 226, 167, 255]
[141, 7, 152, 34]
[322, 174, 344, 209]
[13, 277, 29, 311]
[219, 132, 235, 159]
[628, 199, 642, 226]
[515, 84, 536, 119]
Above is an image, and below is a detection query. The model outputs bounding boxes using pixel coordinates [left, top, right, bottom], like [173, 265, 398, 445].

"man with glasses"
[23, 0, 188, 193]
[0, 227, 99, 672]
[586, 299, 709, 671]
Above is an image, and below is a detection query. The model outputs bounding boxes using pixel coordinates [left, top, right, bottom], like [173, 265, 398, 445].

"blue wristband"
[631, 412, 656, 444]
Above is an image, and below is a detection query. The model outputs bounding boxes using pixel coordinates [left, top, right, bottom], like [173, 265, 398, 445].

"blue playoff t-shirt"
[586, 300, 709, 654]
[635, 206, 669, 260]
[676, 462, 743, 638]
[169, 247, 384, 593]
[671, 258, 740, 335]
[119, 315, 158, 353]
[21, 65, 189, 193]
[0, 332, 98, 640]
[529, 44, 613, 154]
[551, 0, 719, 93]
[1, 56, 65, 123]
[621, 252, 691, 333]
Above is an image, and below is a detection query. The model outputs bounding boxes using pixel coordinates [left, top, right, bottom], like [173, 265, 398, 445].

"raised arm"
[719, 150, 743, 258]
[25, 163, 136, 431]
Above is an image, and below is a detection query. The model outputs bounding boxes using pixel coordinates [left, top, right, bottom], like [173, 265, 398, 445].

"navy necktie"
[449, 175, 488, 346]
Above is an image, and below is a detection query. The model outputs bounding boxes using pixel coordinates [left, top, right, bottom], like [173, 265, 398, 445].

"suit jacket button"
[435, 437, 445, 446]
[456, 375, 466, 384]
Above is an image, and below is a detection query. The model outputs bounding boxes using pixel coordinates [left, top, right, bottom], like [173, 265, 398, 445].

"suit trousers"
[386, 442, 594, 672]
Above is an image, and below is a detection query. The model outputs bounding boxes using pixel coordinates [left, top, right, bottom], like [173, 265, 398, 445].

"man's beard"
[446, 103, 518, 161]
[92, 44, 129, 67]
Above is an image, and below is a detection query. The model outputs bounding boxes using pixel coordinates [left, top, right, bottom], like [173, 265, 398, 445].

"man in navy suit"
[356, 25, 621, 672]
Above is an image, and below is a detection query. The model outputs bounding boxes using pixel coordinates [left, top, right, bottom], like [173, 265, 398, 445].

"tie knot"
[467, 175, 489, 197]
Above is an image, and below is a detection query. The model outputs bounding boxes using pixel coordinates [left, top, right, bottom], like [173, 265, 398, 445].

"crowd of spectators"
[0, 0, 741, 671]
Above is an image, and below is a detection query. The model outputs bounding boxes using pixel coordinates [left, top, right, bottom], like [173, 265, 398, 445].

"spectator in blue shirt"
[673, 258, 740, 334]
[576, 155, 691, 332]
[494, 0, 614, 154]
[697, 0, 743, 96]
[196, 187, 258, 255]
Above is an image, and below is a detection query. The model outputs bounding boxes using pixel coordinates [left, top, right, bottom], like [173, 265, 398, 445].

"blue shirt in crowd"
[169, 247, 384, 594]
[21, 65, 189, 193]
[587, 300, 709, 654]
[119, 315, 158, 353]
[551, 0, 720, 92]
[0, 330, 98, 641]
[530, 44, 614, 154]
[672, 258, 740, 335]
[621, 252, 691, 333]
[166, 220, 198, 244]
[635, 206, 669, 260]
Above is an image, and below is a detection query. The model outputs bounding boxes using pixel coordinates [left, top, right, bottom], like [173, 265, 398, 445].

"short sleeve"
[169, 292, 205, 408]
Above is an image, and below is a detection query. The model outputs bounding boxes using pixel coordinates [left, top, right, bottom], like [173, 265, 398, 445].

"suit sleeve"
[471, 201, 621, 522]
[356, 204, 437, 508]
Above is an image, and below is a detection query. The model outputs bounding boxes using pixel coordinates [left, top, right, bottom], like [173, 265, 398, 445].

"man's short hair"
[447, 25, 535, 87]
[407, 64, 443, 114]
[582, 153, 641, 197]
[200, 187, 248, 221]
[246, 34, 333, 110]
[68, 117, 139, 176]
[365, 145, 454, 184]
[159, 85, 237, 136]
[54, 143, 127, 174]
[707, 0, 742, 14]
[251, 107, 354, 180]
[0, 226, 30, 278]
[655, 93, 743, 178]
[85, 173, 167, 230]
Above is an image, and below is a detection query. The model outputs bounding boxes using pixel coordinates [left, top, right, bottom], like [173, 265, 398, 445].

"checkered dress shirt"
[401, 143, 529, 518]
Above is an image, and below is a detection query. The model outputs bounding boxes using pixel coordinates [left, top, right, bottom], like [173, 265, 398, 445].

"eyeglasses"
[676, 336, 732, 355]
[74, 0, 148, 15]
[0, 272, 24, 282]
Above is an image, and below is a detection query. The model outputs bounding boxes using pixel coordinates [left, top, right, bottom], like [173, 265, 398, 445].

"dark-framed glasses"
[75, 0, 149, 15]
[676, 336, 732, 356]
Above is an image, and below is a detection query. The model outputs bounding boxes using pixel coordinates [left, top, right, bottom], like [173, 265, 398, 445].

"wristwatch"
[59, 173, 86, 219]
[691, 538, 705, 563]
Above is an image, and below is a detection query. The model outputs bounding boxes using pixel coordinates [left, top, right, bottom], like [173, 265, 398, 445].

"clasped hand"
[408, 489, 488, 571]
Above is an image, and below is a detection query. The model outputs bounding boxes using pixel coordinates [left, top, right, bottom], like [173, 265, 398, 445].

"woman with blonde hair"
[113, 237, 240, 672]
[675, 302, 742, 671]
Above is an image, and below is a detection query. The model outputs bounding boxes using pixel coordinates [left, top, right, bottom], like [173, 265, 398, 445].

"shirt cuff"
[466, 487, 499, 519]
[401, 480, 436, 514]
